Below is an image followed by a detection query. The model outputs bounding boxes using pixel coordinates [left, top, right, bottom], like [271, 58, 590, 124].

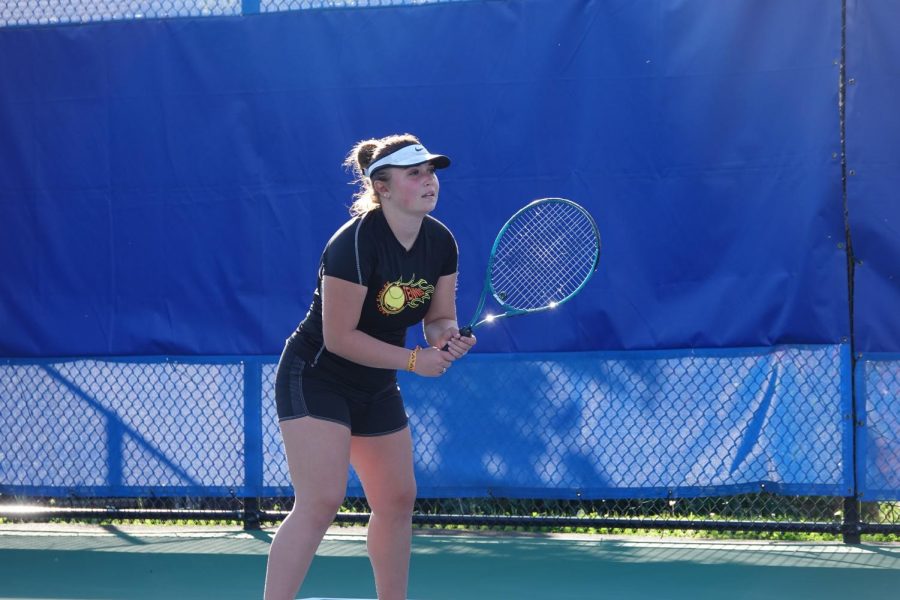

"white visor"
[364, 144, 451, 178]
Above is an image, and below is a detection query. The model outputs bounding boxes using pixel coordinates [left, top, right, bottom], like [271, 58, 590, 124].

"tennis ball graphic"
[383, 285, 406, 311]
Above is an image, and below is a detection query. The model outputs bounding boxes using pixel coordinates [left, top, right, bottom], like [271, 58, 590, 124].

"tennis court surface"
[1, 524, 899, 599]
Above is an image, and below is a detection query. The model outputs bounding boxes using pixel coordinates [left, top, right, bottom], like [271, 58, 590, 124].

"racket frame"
[459, 197, 600, 336]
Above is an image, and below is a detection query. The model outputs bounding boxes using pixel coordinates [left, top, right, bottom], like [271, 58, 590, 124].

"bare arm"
[423, 272, 477, 358]
[321, 275, 451, 376]
[423, 273, 459, 347]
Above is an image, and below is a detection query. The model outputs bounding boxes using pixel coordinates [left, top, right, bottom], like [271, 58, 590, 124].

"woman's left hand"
[439, 328, 477, 360]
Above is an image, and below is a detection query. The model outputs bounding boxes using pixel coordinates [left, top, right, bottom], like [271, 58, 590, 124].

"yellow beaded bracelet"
[406, 346, 419, 372]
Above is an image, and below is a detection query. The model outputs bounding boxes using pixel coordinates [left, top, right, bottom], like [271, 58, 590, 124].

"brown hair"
[343, 133, 421, 217]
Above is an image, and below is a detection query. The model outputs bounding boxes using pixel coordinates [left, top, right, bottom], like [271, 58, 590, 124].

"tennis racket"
[448, 197, 601, 344]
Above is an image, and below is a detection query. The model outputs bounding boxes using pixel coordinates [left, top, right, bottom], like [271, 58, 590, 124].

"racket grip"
[441, 326, 473, 351]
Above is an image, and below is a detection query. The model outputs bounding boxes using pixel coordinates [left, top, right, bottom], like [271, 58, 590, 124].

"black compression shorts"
[274, 346, 409, 436]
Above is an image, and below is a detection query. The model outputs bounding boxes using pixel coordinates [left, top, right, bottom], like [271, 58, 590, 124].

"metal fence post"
[842, 496, 861, 544]
[243, 360, 263, 530]
[838, 0, 862, 546]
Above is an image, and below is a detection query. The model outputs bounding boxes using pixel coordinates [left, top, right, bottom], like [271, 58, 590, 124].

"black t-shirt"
[287, 208, 458, 390]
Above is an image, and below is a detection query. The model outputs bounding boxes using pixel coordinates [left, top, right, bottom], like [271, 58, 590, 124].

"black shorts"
[275, 346, 409, 436]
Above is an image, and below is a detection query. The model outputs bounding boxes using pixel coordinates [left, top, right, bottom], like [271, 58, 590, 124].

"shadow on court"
[1, 525, 899, 599]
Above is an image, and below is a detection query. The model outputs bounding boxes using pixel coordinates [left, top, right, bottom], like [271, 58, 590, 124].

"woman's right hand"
[413, 346, 454, 377]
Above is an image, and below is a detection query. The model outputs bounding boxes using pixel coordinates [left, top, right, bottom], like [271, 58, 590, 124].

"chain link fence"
[858, 356, 900, 535]
[1, 0, 898, 543]
[2, 351, 897, 540]
[0, 0, 468, 28]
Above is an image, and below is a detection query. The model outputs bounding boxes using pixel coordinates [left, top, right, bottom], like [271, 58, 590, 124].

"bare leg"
[264, 417, 351, 600]
[351, 426, 417, 600]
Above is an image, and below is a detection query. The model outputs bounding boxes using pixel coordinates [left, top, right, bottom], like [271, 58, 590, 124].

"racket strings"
[491, 201, 598, 310]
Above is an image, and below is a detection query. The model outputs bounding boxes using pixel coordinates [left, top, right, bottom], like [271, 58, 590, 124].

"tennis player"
[264, 133, 476, 600]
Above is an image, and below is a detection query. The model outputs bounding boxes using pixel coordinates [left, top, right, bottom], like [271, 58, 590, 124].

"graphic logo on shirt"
[377, 275, 434, 315]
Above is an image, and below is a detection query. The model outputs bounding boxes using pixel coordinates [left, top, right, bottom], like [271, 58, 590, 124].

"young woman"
[264, 133, 476, 600]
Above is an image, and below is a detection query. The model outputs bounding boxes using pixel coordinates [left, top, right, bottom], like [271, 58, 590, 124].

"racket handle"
[441, 326, 473, 351]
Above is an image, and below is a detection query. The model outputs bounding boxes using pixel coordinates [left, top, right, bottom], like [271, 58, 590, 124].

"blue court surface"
[1, 524, 899, 599]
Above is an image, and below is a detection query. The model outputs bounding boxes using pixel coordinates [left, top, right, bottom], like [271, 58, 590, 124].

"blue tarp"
[0, 347, 852, 499]
[858, 355, 900, 501]
[845, 0, 900, 354]
[0, 0, 849, 356]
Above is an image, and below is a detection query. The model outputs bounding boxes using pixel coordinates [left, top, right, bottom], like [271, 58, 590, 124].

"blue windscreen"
[0, 0, 849, 356]
[0, 348, 852, 499]
[845, 0, 900, 354]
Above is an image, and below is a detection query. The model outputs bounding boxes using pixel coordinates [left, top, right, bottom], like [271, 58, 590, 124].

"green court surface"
[1, 524, 899, 599]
